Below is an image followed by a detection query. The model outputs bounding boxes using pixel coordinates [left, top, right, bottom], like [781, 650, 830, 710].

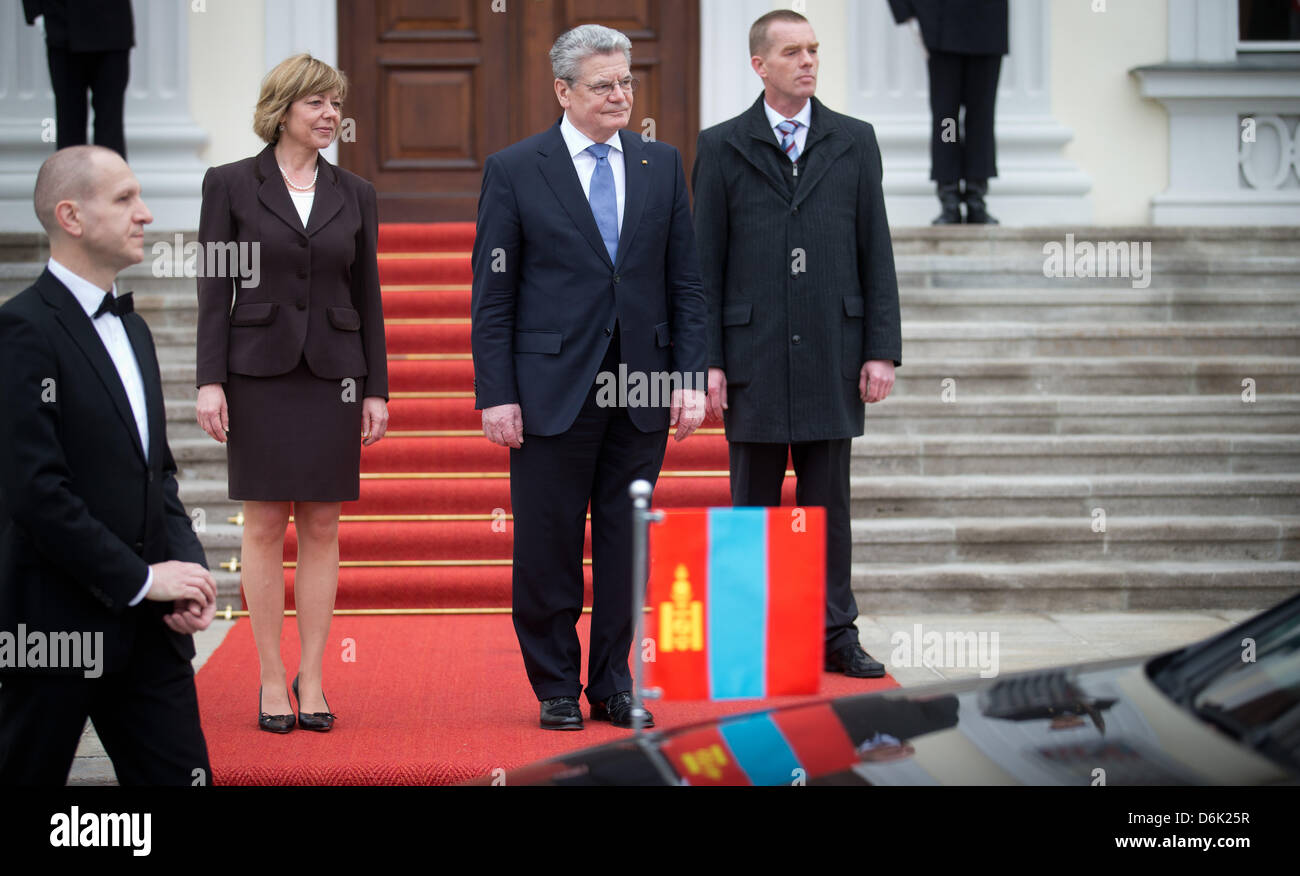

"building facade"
[0, 0, 1296, 230]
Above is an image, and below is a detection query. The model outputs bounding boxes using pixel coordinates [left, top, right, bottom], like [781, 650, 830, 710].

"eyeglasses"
[576, 77, 639, 97]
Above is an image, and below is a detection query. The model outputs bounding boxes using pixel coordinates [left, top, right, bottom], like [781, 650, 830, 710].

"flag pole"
[629, 479, 677, 785]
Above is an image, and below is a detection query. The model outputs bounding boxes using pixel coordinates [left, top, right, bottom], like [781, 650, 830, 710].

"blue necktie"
[586, 143, 619, 263]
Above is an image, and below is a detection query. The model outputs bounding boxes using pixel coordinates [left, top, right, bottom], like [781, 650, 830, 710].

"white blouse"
[289, 189, 314, 227]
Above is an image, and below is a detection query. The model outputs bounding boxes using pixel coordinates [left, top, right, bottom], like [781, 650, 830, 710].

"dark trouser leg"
[0, 673, 90, 785]
[510, 411, 601, 701]
[789, 439, 858, 654]
[46, 45, 90, 150]
[585, 415, 668, 705]
[88, 50, 130, 160]
[926, 52, 964, 184]
[89, 622, 210, 786]
[728, 441, 790, 507]
[959, 53, 1002, 182]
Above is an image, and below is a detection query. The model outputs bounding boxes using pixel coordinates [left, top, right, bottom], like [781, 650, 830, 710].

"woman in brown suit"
[195, 54, 388, 733]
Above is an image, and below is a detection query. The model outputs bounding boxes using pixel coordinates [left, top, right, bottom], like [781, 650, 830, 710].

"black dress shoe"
[932, 182, 963, 225]
[540, 696, 584, 730]
[962, 179, 999, 224]
[258, 686, 295, 733]
[292, 675, 337, 732]
[824, 644, 887, 678]
[591, 691, 654, 729]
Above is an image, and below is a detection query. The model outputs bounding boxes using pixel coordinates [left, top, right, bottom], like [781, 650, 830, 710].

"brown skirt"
[225, 357, 364, 502]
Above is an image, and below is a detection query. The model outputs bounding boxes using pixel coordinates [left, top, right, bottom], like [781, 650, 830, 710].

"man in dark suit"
[888, 0, 1009, 224]
[0, 145, 217, 785]
[23, 0, 135, 158]
[472, 24, 707, 730]
[692, 9, 902, 679]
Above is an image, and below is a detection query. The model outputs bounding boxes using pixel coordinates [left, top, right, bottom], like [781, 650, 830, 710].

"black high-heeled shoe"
[292, 675, 337, 732]
[259, 686, 295, 733]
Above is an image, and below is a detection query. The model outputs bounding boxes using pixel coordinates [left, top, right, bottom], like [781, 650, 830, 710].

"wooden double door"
[338, 0, 701, 222]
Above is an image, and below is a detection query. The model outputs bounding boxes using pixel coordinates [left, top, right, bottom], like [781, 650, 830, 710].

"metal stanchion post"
[628, 479, 678, 785]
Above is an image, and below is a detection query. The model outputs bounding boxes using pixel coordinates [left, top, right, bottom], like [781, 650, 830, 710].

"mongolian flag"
[645, 507, 825, 700]
[660, 704, 860, 786]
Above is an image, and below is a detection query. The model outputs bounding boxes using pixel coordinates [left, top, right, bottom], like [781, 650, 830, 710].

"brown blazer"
[195, 144, 388, 398]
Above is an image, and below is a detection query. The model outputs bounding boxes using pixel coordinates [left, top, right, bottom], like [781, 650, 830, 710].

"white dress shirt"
[763, 98, 812, 159]
[47, 257, 153, 606]
[560, 111, 625, 233]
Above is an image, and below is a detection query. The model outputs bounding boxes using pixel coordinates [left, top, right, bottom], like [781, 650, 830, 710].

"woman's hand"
[362, 396, 389, 446]
[196, 383, 229, 443]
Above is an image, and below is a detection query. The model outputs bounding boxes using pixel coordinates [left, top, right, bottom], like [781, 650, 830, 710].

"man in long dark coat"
[692, 9, 902, 678]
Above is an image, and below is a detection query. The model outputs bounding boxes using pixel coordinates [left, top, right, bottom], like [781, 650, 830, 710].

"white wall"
[188, 0, 266, 169]
[1050, 0, 1169, 225]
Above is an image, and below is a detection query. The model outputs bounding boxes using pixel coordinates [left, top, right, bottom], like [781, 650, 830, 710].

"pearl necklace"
[279, 163, 318, 191]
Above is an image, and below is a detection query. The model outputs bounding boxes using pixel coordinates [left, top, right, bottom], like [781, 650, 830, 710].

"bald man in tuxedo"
[0, 145, 216, 785]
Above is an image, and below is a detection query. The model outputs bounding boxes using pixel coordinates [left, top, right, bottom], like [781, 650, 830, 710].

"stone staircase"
[2, 227, 1298, 612]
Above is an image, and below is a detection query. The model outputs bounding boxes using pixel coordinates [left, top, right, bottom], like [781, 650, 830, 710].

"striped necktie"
[776, 119, 801, 162]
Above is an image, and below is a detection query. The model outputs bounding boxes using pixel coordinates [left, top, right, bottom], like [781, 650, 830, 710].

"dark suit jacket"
[470, 120, 707, 436]
[887, 0, 1009, 56]
[0, 270, 207, 676]
[692, 95, 902, 444]
[195, 145, 388, 399]
[23, 0, 135, 53]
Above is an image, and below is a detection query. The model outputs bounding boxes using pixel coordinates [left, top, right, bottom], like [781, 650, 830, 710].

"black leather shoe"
[540, 696, 584, 730]
[932, 182, 963, 224]
[824, 644, 887, 678]
[258, 686, 295, 733]
[963, 179, 999, 224]
[292, 675, 336, 732]
[591, 691, 654, 729]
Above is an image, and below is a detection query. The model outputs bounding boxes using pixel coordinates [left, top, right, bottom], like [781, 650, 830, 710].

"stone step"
[848, 434, 1300, 476]
[893, 253, 1300, 289]
[850, 516, 1300, 563]
[18, 282, 1300, 321]
[875, 357, 1300, 397]
[850, 473, 1300, 518]
[167, 423, 1300, 475]
[142, 320, 1300, 359]
[886, 226, 1300, 260]
[897, 287, 1300, 322]
[860, 395, 1299, 435]
[897, 322, 1300, 357]
[155, 356, 1300, 400]
[849, 559, 1300, 612]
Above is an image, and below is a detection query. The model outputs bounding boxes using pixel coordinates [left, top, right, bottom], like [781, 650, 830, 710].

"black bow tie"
[93, 291, 133, 319]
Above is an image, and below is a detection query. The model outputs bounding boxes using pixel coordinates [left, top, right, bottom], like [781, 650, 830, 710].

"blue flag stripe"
[707, 507, 768, 699]
[719, 713, 803, 786]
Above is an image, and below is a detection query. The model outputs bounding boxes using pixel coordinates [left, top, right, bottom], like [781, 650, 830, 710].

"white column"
[845, 0, 1091, 226]
[699, 0, 776, 128]
[0, 0, 64, 231]
[263, 0, 338, 164]
[0, 0, 209, 231]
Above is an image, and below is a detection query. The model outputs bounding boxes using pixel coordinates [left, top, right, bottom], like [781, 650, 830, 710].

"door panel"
[339, 0, 699, 221]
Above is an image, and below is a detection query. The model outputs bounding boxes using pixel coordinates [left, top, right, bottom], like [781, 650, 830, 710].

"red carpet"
[197, 223, 895, 784]
[260, 220, 797, 610]
[196, 615, 898, 785]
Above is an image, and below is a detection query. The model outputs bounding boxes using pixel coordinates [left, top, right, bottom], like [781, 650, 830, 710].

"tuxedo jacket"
[195, 144, 388, 398]
[0, 270, 208, 675]
[23, 0, 135, 53]
[470, 120, 707, 436]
